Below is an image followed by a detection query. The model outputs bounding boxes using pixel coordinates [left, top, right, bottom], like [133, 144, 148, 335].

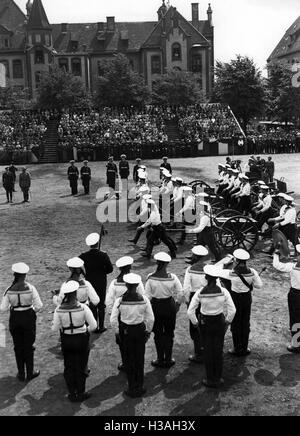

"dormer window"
[4, 38, 9, 48]
[35, 49, 45, 64]
[35, 34, 41, 44]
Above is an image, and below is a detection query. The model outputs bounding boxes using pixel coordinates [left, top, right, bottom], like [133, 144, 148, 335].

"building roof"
[27, 0, 51, 30]
[268, 16, 300, 62]
[0, 0, 26, 51]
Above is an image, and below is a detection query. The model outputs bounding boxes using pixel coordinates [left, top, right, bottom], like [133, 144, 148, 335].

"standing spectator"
[265, 157, 275, 183]
[9, 163, 18, 192]
[67, 161, 79, 196]
[3, 167, 14, 203]
[19, 167, 31, 203]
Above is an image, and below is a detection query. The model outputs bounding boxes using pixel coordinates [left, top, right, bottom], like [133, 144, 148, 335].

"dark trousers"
[230, 291, 252, 352]
[256, 210, 273, 230]
[200, 314, 226, 383]
[70, 180, 78, 196]
[90, 290, 106, 330]
[22, 188, 29, 202]
[152, 298, 177, 362]
[146, 224, 176, 257]
[9, 309, 36, 377]
[82, 181, 90, 195]
[132, 227, 144, 244]
[120, 322, 146, 393]
[5, 188, 13, 202]
[238, 196, 252, 215]
[196, 227, 221, 261]
[280, 224, 298, 247]
[189, 293, 203, 356]
[288, 289, 300, 339]
[61, 333, 90, 395]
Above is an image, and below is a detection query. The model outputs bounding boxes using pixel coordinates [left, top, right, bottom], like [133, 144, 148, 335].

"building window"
[192, 54, 202, 73]
[4, 38, 9, 48]
[0, 60, 9, 78]
[151, 56, 161, 74]
[35, 50, 45, 64]
[72, 58, 82, 76]
[172, 43, 182, 61]
[35, 34, 41, 43]
[45, 34, 51, 47]
[35, 71, 41, 88]
[59, 58, 69, 72]
[13, 60, 23, 79]
[28, 35, 32, 45]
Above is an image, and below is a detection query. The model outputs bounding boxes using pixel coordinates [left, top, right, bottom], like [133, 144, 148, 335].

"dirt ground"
[0, 154, 300, 417]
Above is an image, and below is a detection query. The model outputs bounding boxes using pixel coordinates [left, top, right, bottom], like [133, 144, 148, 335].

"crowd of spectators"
[247, 128, 300, 155]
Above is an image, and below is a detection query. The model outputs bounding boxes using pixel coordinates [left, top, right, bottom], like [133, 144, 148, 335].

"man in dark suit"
[79, 232, 113, 334]
[160, 157, 172, 179]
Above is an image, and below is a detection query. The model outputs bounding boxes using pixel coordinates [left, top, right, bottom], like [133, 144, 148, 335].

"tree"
[94, 54, 149, 107]
[36, 65, 90, 111]
[266, 62, 300, 125]
[214, 55, 265, 133]
[152, 70, 205, 106]
[0, 85, 31, 110]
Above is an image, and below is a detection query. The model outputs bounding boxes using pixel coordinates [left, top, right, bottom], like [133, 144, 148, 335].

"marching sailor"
[145, 252, 183, 368]
[106, 257, 145, 371]
[110, 273, 154, 398]
[273, 244, 300, 353]
[128, 193, 152, 245]
[183, 246, 209, 363]
[188, 265, 236, 388]
[79, 233, 114, 334]
[52, 281, 97, 402]
[220, 249, 263, 356]
[176, 186, 196, 245]
[140, 199, 177, 259]
[186, 201, 221, 262]
[0, 263, 42, 382]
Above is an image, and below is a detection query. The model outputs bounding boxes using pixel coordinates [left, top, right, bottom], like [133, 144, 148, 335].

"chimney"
[97, 22, 104, 32]
[106, 17, 115, 32]
[61, 23, 68, 34]
[192, 3, 199, 26]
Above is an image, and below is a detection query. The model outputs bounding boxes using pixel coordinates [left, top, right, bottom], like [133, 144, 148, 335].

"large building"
[268, 16, 300, 66]
[0, 0, 214, 99]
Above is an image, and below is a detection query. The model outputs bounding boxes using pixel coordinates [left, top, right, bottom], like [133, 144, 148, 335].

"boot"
[15, 352, 25, 382]
[152, 338, 165, 368]
[25, 351, 40, 381]
[164, 337, 175, 367]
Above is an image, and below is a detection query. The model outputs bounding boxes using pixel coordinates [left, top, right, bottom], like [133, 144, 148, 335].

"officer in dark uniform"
[106, 157, 118, 191]
[0, 263, 42, 382]
[52, 281, 97, 402]
[110, 273, 154, 398]
[133, 158, 142, 184]
[80, 161, 91, 195]
[2, 167, 14, 203]
[9, 163, 18, 192]
[119, 155, 130, 182]
[160, 157, 172, 179]
[79, 233, 113, 334]
[68, 161, 79, 196]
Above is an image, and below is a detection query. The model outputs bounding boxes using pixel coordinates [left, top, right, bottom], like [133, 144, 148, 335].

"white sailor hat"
[241, 175, 249, 180]
[218, 163, 225, 167]
[61, 280, 80, 295]
[182, 186, 193, 193]
[116, 256, 134, 269]
[12, 263, 30, 274]
[260, 185, 269, 190]
[146, 199, 156, 205]
[296, 245, 300, 254]
[67, 257, 85, 269]
[200, 201, 210, 208]
[257, 181, 265, 185]
[197, 192, 209, 198]
[163, 156, 168, 160]
[192, 246, 209, 257]
[121, 154, 127, 159]
[140, 165, 147, 170]
[284, 195, 294, 202]
[123, 273, 142, 285]
[232, 169, 239, 174]
[143, 194, 152, 200]
[176, 177, 183, 183]
[86, 233, 100, 246]
[233, 249, 250, 261]
[203, 265, 223, 278]
[277, 193, 287, 198]
[164, 172, 172, 178]
[154, 252, 172, 263]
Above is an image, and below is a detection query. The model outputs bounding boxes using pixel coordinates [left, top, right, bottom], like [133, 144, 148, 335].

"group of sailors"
[2, 227, 300, 402]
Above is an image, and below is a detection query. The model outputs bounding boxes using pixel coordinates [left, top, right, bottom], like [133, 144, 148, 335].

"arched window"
[151, 56, 161, 74]
[172, 43, 182, 61]
[13, 60, 23, 79]
[71, 58, 82, 76]
[192, 54, 202, 73]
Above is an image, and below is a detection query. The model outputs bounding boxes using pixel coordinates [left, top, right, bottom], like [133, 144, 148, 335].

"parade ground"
[0, 154, 300, 417]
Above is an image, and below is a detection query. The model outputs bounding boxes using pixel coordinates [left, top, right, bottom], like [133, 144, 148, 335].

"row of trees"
[1, 53, 299, 133]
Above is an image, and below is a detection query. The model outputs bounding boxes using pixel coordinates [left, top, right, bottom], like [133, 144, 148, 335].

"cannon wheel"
[189, 180, 212, 190]
[216, 215, 259, 252]
[214, 209, 241, 220]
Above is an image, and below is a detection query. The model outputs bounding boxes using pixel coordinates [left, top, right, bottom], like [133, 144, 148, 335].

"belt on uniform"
[120, 322, 144, 329]
[11, 305, 33, 312]
[151, 297, 173, 302]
